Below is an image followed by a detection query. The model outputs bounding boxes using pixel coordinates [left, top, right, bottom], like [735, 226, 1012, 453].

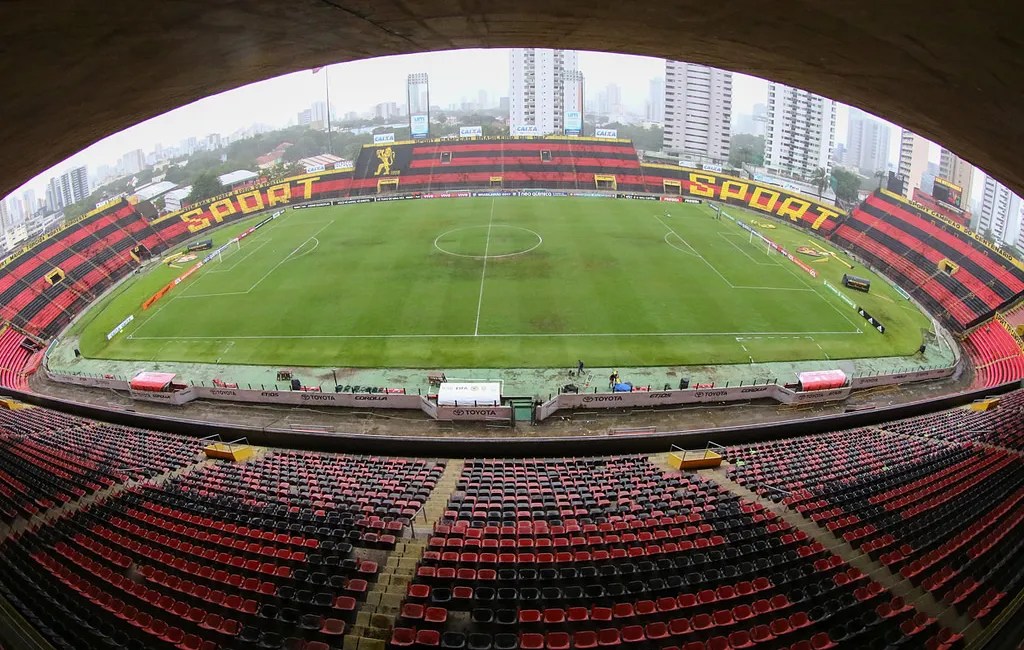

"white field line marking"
[175, 214, 299, 296]
[717, 232, 780, 266]
[207, 240, 269, 273]
[290, 237, 320, 260]
[473, 198, 496, 336]
[663, 231, 811, 291]
[131, 328, 863, 342]
[434, 225, 542, 259]
[215, 340, 235, 363]
[662, 232, 701, 258]
[177, 222, 332, 299]
[125, 303, 168, 339]
[810, 336, 831, 360]
[771, 250, 865, 333]
[656, 215, 747, 289]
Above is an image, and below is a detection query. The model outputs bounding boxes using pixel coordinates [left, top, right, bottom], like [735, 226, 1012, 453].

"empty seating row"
[139, 450, 444, 549]
[393, 457, 956, 650]
[0, 199, 177, 339]
[0, 325, 32, 389]
[0, 424, 203, 524]
[867, 191, 1024, 298]
[880, 390, 1024, 450]
[963, 321, 1024, 388]
[831, 190, 1024, 330]
[349, 139, 647, 195]
[724, 410, 1024, 625]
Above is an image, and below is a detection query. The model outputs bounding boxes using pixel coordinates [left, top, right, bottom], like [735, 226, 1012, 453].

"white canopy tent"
[437, 381, 501, 406]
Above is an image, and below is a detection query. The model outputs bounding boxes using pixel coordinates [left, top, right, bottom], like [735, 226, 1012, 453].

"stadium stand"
[0, 393, 1017, 646]
[963, 321, 1024, 388]
[1, 137, 1024, 646]
[0, 325, 32, 390]
[391, 456, 959, 650]
[880, 390, 1024, 451]
[0, 198, 187, 339]
[831, 190, 1024, 330]
[1002, 302, 1024, 332]
[349, 138, 646, 194]
[724, 404, 1024, 627]
[637, 165, 844, 235]
[141, 450, 445, 551]
[0, 405, 88, 438]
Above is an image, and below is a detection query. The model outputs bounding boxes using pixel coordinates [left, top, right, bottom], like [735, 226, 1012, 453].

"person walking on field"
[577, 360, 585, 377]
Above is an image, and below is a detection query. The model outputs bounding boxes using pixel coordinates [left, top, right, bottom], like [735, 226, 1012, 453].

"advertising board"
[459, 126, 483, 138]
[512, 125, 540, 136]
[106, 315, 134, 340]
[373, 133, 395, 144]
[564, 111, 582, 136]
[411, 114, 429, 139]
[595, 128, 618, 139]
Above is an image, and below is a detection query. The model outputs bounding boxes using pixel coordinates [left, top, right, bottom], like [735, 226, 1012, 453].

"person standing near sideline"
[609, 369, 620, 389]
[577, 360, 585, 377]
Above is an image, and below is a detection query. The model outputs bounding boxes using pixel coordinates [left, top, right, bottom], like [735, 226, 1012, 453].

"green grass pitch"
[72, 197, 932, 368]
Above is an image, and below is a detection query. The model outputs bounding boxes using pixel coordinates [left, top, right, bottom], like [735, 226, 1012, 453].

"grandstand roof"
[298, 154, 346, 169]
[163, 186, 192, 202]
[131, 180, 178, 202]
[217, 170, 258, 187]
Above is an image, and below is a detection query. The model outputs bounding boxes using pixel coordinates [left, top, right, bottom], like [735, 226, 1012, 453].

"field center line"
[654, 214, 735, 288]
[473, 198, 496, 336]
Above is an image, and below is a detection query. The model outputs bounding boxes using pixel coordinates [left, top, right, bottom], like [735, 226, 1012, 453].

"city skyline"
[2, 48, 973, 213]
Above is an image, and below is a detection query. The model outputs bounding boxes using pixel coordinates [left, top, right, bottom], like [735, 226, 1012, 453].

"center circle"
[433, 225, 543, 259]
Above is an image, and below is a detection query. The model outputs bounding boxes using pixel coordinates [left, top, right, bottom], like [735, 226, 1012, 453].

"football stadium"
[0, 6, 1024, 650]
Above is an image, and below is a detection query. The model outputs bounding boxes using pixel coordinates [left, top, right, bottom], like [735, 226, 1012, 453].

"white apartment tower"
[59, 166, 89, 207]
[845, 108, 890, 174]
[662, 62, 732, 162]
[897, 130, 931, 199]
[979, 175, 1023, 251]
[646, 77, 664, 124]
[763, 83, 836, 179]
[938, 148, 975, 207]
[509, 49, 580, 136]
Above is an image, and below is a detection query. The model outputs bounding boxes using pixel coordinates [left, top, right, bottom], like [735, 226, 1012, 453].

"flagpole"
[325, 65, 333, 156]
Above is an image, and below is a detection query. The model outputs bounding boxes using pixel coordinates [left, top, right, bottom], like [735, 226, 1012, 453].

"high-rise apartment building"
[646, 77, 664, 123]
[21, 190, 36, 219]
[46, 177, 63, 213]
[120, 149, 147, 175]
[509, 49, 580, 135]
[374, 102, 401, 120]
[763, 83, 836, 179]
[662, 62, 732, 162]
[59, 166, 89, 207]
[979, 175, 1023, 251]
[845, 108, 890, 174]
[938, 148, 975, 207]
[309, 102, 329, 131]
[897, 129, 931, 199]
[407, 73, 430, 139]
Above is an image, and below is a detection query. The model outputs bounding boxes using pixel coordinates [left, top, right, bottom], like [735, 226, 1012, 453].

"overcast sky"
[8, 48, 947, 204]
